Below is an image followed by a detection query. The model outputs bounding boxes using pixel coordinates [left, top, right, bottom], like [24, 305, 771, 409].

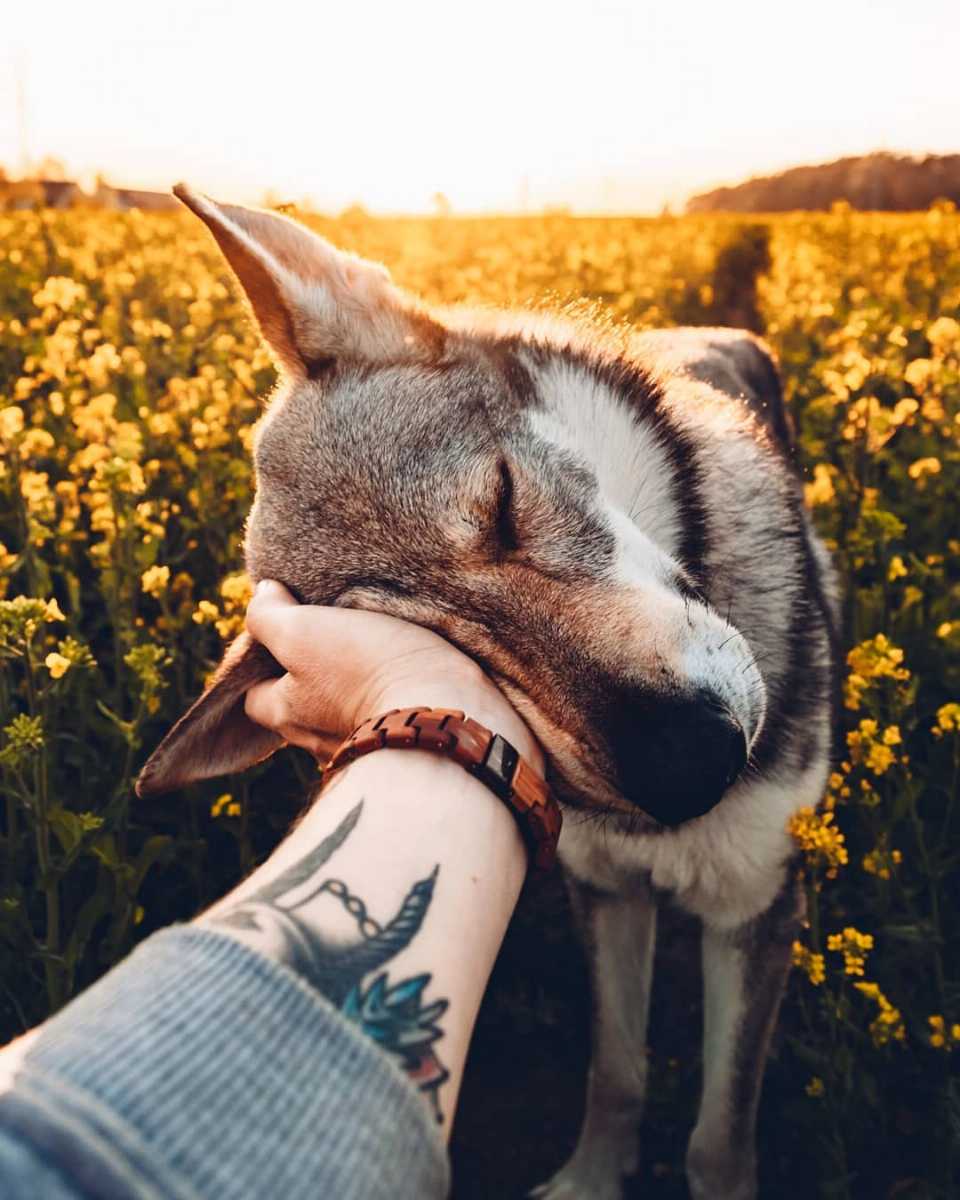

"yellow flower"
[927, 316, 960, 351]
[804, 463, 836, 507]
[789, 807, 848, 876]
[929, 1015, 946, 1049]
[32, 275, 88, 312]
[903, 358, 933, 390]
[932, 703, 960, 738]
[847, 719, 900, 775]
[210, 793, 235, 818]
[805, 1077, 825, 1098]
[19, 428, 55, 460]
[844, 636, 909, 710]
[192, 599, 220, 625]
[792, 941, 826, 986]
[855, 981, 905, 1046]
[907, 456, 941, 480]
[0, 406, 25, 441]
[865, 742, 895, 774]
[141, 564, 171, 598]
[863, 843, 902, 879]
[826, 926, 874, 976]
[20, 471, 52, 511]
[887, 556, 907, 582]
[44, 652, 71, 679]
[219, 572, 253, 606]
[45, 598, 66, 622]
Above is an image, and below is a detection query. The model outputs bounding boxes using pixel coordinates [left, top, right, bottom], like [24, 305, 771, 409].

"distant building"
[37, 179, 82, 208]
[0, 177, 81, 210]
[0, 175, 178, 212]
[109, 187, 177, 212]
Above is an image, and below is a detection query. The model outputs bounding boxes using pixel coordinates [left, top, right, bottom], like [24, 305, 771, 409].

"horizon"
[3, 0, 960, 215]
[2, 147, 957, 217]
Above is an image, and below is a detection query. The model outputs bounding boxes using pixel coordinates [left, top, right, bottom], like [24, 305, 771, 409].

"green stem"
[24, 644, 64, 1014]
[4, 778, 17, 892]
[940, 739, 959, 842]
[905, 776, 946, 1008]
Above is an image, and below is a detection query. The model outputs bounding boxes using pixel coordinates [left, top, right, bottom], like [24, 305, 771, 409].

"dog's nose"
[608, 689, 748, 826]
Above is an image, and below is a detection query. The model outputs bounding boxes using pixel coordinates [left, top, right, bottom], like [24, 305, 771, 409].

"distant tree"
[687, 153, 960, 214]
[432, 192, 452, 217]
[340, 202, 370, 222]
[35, 155, 67, 181]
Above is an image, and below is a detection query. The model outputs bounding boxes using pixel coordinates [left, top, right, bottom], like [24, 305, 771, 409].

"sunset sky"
[2, 0, 958, 213]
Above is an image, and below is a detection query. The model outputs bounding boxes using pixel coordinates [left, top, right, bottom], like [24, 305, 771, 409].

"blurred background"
[2, 0, 959, 214]
[1, 4, 959, 1199]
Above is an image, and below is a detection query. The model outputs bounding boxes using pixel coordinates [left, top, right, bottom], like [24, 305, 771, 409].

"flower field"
[1, 203, 958, 1196]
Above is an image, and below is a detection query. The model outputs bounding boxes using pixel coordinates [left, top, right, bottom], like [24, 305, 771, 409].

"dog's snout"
[609, 689, 748, 827]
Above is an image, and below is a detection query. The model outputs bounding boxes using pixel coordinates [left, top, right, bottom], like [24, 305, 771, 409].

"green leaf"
[48, 808, 104, 856]
[131, 836, 175, 893]
[882, 922, 941, 944]
[63, 866, 116, 980]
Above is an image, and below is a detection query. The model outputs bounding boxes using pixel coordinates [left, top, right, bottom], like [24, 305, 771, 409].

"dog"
[138, 187, 839, 1200]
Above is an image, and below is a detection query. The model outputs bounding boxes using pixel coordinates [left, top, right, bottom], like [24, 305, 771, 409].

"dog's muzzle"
[607, 689, 748, 827]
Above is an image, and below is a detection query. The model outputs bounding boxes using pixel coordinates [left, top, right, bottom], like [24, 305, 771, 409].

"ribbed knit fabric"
[0, 927, 450, 1200]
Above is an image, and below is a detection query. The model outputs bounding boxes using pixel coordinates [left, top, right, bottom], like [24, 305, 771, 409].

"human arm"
[201, 579, 542, 1127]
[0, 582, 544, 1200]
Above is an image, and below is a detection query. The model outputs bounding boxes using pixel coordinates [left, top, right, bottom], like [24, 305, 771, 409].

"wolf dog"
[138, 188, 839, 1200]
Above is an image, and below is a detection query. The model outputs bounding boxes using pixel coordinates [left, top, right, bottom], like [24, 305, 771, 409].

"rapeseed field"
[1, 203, 958, 1196]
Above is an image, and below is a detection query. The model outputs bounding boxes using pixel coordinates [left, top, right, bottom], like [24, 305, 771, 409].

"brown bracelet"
[323, 707, 562, 870]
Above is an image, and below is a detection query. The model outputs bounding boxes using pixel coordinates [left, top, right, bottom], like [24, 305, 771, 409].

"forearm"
[200, 745, 529, 1129]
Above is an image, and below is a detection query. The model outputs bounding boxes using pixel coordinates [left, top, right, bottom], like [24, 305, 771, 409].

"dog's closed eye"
[494, 458, 519, 553]
[455, 457, 519, 554]
[338, 577, 414, 601]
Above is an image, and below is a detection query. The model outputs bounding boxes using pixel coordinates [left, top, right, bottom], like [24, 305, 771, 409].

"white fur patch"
[560, 749, 828, 927]
[527, 357, 684, 556]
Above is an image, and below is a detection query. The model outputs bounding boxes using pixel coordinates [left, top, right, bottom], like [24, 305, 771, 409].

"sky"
[2, 0, 959, 213]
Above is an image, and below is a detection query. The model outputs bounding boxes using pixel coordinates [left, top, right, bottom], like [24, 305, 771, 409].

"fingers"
[243, 670, 292, 733]
[245, 579, 412, 678]
[244, 674, 338, 760]
[245, 580, 338, 672]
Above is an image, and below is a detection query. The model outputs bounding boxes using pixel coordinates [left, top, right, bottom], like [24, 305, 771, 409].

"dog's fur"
[138, 189, 839, 1200]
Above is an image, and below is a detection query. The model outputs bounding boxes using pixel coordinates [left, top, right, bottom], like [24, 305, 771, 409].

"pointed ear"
[136, 633, 285, 797]
[172, 183, 443, 375]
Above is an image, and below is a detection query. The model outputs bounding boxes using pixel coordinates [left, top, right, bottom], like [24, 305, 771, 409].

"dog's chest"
[557, 757, 827, 929]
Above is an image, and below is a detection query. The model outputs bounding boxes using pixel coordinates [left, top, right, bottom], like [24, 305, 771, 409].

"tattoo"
[208, 802, 451, 1120]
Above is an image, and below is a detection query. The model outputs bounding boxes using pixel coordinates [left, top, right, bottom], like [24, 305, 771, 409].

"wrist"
[366, 672, 545, 776]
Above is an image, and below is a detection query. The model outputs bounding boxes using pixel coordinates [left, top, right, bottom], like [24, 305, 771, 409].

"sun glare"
[1, 0, 959, 212]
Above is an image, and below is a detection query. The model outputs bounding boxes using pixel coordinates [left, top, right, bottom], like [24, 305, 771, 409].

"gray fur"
[138, 190, 838, 1199]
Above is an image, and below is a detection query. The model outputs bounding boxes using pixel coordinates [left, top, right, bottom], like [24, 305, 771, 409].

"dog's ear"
[135, 633, 285, 797]
[172, 183, 443, 375]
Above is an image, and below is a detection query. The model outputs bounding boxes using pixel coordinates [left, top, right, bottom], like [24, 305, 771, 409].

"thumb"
[244, 673, 341, 761]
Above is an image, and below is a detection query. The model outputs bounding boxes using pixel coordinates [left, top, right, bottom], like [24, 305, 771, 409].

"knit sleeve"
[0, 927, 450, 1200]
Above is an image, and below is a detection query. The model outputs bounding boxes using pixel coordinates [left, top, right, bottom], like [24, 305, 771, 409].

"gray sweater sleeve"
[0, 927, 450, 1200]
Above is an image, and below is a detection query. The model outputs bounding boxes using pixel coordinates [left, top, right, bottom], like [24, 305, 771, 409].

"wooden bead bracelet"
[324, 707, 562, 870]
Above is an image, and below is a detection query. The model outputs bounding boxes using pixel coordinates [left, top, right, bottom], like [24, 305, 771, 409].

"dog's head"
[137, 188, 766, 828]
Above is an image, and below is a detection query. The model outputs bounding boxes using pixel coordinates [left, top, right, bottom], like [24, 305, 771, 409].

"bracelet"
[323, 707, 562, 870]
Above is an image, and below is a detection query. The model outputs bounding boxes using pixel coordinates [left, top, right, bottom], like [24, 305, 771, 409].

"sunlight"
[2, 0, 959, 211]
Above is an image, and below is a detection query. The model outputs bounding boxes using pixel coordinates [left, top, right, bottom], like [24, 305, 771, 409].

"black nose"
[607, 690, 748, 826]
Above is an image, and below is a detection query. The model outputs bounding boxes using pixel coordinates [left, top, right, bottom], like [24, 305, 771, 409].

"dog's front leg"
[686, 867, 804, 1200]
[532, 874, 657, 1200]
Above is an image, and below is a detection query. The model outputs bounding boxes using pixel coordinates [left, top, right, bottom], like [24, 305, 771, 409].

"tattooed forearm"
[206, 801, 451, 1120]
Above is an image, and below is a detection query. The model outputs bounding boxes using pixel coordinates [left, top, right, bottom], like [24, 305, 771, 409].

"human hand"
[243, 580, 544, 769]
